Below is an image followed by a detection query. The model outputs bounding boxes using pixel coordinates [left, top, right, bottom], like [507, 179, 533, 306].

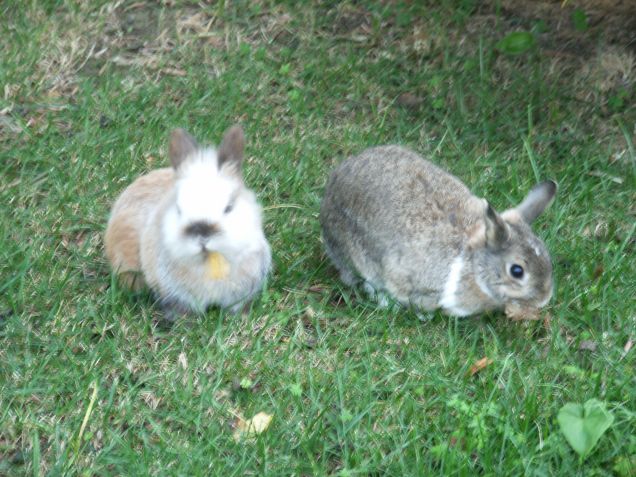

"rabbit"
[105, 125, 271, 319]
[319, 145, 557, 319]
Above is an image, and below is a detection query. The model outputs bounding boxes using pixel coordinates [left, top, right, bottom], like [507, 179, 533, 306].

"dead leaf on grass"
[588, 170, 624, 184]
[469, 357, 493, 376]
[593, 265, 604, 280]
[232, 412, 273, 442]
[620, 337, 633, 360]
[543, 311, 553, 331]
[178, 352, 188, 370]
[307, 284, 328, 293]
[140, 390, 161, 410]
[579, 340, 597, 352]
[396, 92, 424, 109]
[160, 67, 187, 77]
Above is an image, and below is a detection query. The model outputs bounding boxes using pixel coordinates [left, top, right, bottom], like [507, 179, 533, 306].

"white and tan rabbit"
[105, 125, 271, 318]
[319, 145, 557, 319]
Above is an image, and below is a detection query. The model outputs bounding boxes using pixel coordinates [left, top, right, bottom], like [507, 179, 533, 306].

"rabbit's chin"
[162, 232, 258, 265]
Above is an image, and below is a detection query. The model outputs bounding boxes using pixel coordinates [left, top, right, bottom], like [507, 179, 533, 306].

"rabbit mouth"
[200, 238, 223, 255]
[201, 245, 217, 256]
[201, 246, 227, 258]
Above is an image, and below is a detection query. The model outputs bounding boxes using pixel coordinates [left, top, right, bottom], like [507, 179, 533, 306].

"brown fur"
[104, 168, 174, 286]
[320, 145, 557, 317]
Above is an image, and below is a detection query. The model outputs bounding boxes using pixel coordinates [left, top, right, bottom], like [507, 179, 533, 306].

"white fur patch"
[177, 153, 236, 221]
[439, 255, 470, 316]
[538, 289, 553, 308]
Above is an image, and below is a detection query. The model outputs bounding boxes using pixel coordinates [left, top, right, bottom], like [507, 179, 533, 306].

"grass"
[1, 0, 635, 475]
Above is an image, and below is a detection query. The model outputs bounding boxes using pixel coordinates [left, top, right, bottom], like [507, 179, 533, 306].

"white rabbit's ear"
[485, 203, 510, 250]
[514, 180, 557, 224]
[169, 128, 199, 170]
[218, 124, 244, 176]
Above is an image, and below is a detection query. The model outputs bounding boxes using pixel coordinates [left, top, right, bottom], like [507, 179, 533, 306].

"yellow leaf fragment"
[206, 251, 230, 280]
[233, 412, 273, 442]
[469, 357, 493, 376]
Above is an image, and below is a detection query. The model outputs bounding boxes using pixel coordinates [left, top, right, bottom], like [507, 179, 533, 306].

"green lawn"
[1, 1, 635, 475]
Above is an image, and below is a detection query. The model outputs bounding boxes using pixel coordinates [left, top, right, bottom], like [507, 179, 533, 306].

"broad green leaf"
[340, 409, 353, 422]
[396, 11, 411, 27]
[557, 399, 614, 458]
[432, 97, 445, 110]
[563, 365, 586, 379]
[496, 31, 535, 55]
[609, 88, 629, 112]
[532, 19, 548, 34]
[289, 383, 302, 397]
[572, 9, 588, 32]
[430, 443, 449, 458]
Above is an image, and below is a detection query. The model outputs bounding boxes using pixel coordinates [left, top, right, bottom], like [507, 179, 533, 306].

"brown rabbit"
[320, 145, 557, 319]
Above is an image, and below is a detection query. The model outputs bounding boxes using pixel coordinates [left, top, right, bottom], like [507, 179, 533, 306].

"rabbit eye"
[510, 264, 524, 279]
[224, 202, 234, 214]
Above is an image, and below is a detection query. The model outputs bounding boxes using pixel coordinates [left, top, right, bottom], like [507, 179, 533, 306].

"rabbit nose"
[184, 221, 220, 239]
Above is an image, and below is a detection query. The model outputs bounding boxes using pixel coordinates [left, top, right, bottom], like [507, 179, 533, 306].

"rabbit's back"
[320, 146, 485, 308]
[321, 146, 484, 249]
[104, 168, 174, 283]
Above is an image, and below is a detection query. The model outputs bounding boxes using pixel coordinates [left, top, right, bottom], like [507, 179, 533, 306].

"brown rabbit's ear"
[217, 124, 244, 176]
[513, 180, 557, 224]
[484, 203, 510, 250]
[169, 128, 199, 170]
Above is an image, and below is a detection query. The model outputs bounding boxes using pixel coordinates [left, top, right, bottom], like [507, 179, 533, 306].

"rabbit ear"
[514, 180, 557, 224]
[218, 125, 244, 176]
[485, 203, 510, 250]
[169, 128, 199, 170]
